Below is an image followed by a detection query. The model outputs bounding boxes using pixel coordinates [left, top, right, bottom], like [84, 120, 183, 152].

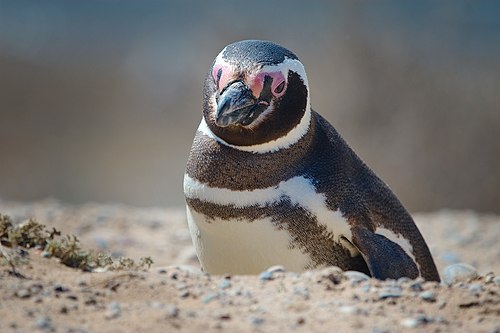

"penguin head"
[203, 40, 311, 150]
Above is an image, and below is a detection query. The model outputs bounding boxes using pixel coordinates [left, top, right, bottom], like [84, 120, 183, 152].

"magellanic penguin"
[184, 40, 440, 281]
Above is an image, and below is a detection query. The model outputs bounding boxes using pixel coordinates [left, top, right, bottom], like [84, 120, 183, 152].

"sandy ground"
[0, 200, 498, 333]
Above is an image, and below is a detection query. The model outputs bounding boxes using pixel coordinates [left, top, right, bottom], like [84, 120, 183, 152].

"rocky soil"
[0, 200, 499, 333]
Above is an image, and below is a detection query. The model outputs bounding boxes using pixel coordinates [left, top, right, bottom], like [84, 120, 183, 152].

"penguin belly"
[184, 174, 360, 274]
[186, 206, 310, 274]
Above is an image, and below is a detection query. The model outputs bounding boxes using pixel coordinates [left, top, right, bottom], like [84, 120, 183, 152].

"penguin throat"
[199, 107, 311, 154]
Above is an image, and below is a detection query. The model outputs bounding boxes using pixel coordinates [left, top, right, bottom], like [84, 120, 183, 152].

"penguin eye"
[212, 67, 223, 86]
[274, 80, 285, 95]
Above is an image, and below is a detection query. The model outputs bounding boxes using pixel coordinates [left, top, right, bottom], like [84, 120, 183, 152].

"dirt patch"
[0, 200, 499, 333]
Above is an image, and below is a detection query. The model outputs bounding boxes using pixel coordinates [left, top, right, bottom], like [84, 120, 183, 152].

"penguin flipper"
[350, 226, 419, 280]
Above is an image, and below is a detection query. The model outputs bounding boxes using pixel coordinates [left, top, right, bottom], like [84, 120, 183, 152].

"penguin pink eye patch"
[212, 64, 287, 98]
[249, 71, 287, 98]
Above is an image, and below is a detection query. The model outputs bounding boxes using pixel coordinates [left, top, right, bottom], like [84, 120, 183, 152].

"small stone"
[360, 281, 371, 292]
[93, 267, 108, 273]
[203, 292, 219, 304]
[259, 271, 274, 281]
[409, 281, 423, 292]
[400, 318, 419, 328]
[415, 314, 433, 324]
[217, 312, 231, 321]
[54, 284, 70, 293]
[250, 316, 264, 326]
[338, 305, 359, 315]
[397, 277, 412, 284]
[40, 251, 51, 258]
[165, 305, 179, 318]
[344, 271, 370, 284]
[30, 284, 43, 294]
[419, 290, 436, 302]
[468, 283, 483, 295]
[77, 279, 88, 287]
[484, 273, 495, 283]
[400, 315, 433, 328]
[218, 278, 231, 290]
[266, 265, 285, 274]
[34, 315, 54, 332]
[494, 276, 500, 286]
[293, 286, 310, 300]
[442, 263, 478, 285]
[15, 289, 31, 299]
[157, 267, 168, 274]
[105, 302, 121, 319]
[378, 287, 401, 299]
[434, 316, 449, 324]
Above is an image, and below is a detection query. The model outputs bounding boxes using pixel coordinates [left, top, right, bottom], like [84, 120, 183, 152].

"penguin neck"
[199, 106, 312, 154]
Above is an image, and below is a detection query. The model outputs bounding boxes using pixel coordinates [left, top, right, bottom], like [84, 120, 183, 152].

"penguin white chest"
[186, 206, 310, 274]
[184, 174, 356, 274]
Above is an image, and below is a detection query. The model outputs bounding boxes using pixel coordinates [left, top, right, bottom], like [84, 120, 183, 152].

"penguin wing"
[350, 225, 419, 280]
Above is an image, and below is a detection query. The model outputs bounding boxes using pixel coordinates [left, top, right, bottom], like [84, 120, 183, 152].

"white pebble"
[442, 263, 478, 285]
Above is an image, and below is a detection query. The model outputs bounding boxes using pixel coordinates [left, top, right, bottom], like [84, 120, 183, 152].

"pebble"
[249, 316, 264, 326]
[54, 284, 70, 293]
[165, 305, 179, 319]
[218, 278, 231, 290]
[419, 290, 437, 302]
[259, 271, 274, 281]
[378, 287, 402, 299]
[442, 263, 478, 285]
[484, 273, 495, 283]
[494, 276, 500, 286]
[157, 267, 168, 274]
[400, 318, 419, 329]
[34, 315, 54, 332]
[344, 271, 370, 284]
[409, 281, 423, 292]
[216, 312, 231, 320]
[266, 265, 286, 274]
[360, 281, 371, 293]
[105, 302, 121, 319]
[400, 315, 432, 328]
[338, 305, 359, 315]
[468, 283, 483, 295]
[202, 292, 219, 304]
[293, 286, 310, 300]
[15, 289, 31, 299]
[397, 277, 412, 284]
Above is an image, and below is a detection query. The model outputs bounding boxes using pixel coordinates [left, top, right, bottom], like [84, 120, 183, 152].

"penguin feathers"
[184, 40, 440, 281]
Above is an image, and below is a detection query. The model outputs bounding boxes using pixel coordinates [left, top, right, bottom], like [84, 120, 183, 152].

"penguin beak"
[216, 81, 258, 127]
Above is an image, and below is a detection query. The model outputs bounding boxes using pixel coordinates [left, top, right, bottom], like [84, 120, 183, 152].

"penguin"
[184, 40, 440, 281]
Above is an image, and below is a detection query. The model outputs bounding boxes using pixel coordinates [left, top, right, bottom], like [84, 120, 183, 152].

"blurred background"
[0, 1, 499, 212]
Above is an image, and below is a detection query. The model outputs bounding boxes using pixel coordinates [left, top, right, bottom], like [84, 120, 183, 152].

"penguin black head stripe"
[185, 40, 440, 281]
